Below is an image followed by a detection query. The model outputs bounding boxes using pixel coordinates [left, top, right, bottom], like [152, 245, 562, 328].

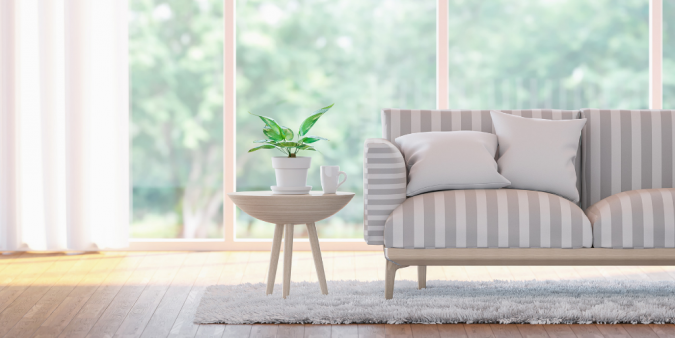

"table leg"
[266, 224, 284, 295]
[306, 222, 328, 295]
[283, 224, 294, 299]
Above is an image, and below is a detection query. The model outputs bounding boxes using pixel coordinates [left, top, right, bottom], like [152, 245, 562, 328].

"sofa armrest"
[363, 138, 407, 245]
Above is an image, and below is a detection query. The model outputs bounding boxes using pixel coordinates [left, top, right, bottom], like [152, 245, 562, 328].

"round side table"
[227, 191, 355, 298]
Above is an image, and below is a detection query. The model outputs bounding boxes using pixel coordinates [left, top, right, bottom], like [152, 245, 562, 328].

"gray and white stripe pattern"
[581, 109, 675, 210]
[384, 190, 592, 249]
[381, 109, 584, 204]
[586, 188, 675, 248]
[363, 138, 407, 245]
[381, 109, 581, 142]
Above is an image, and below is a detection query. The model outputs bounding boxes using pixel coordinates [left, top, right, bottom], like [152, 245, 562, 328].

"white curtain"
[0, 0, 129, 251]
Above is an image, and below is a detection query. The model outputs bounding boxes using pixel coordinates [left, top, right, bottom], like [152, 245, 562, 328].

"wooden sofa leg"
[385, 260, 406, 299]
[418, 266, 427, 289]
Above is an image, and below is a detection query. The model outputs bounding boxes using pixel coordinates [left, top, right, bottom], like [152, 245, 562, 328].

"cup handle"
[336, 171, 347, 190]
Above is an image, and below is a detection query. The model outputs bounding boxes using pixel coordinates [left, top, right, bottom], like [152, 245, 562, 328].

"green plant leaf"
[277, 142, 298, 148]
[248, 144, 276, 152]
[250, 112, 284, 139]
[280, 126, 294, 140]
[263, 126, 284, 142]
[298, 103, 334, 137]
[253, 139, 272, 143]
[299, 136, 328, 144]
[297, 144, 316, 151]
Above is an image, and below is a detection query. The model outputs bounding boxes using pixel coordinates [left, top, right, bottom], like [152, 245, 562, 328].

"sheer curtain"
[0, 0, 129, 251]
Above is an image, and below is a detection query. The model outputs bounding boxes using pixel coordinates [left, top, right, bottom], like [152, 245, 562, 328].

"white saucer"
[271, 185, 312, 195]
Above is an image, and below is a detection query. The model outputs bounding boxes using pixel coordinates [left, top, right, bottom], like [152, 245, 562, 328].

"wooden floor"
[1, 252, 675, 338]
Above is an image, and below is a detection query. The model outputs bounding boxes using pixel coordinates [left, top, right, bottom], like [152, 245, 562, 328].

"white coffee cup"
[320, 166, 347, 194]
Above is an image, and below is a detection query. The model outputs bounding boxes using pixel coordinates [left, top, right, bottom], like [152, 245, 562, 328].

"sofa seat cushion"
[586, 188, 675, 248]
[384, 189, 592, 249]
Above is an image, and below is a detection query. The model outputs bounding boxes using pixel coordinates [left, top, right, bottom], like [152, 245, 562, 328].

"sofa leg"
[385, 260, 397, 300]
[385, 260, 405, 300]
[418, 266, 427, 289]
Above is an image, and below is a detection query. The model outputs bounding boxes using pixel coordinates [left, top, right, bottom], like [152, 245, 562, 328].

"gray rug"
[194, 280, 675, 325]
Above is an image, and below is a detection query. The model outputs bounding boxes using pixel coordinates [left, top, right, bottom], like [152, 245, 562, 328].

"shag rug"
[194, 280, 675, 325]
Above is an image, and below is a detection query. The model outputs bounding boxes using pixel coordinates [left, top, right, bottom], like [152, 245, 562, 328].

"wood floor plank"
[569, 324, 603, 337]
[0, 252, 26, 292]
[616, 266, 651, 281]
[304, 324, 332, 338]
[221, 324, 252, 338]
[437, 324, 468, 338]
[573, 267, 605, 281]
[542, 325, 575, 338]
[515, 324, 549, 338]
[0, 253, 60, 314]
[463, 267, 493, 282]
[140, 251, 209, 338]
[249, 324, 278, 338]
[32, 252, 128, 338]
[0, 253, 84, 336]
[638, 267, 675, 282]
[649, 324, 675, 338]
[332, 324, 359, 338]
[7, 253, 107, 338]
[169, 251, 230, 338]
[384, 324, 412, 338]
[489, 324, 522, 338]
[410, 324, 441, 338]
[426, 266, 446, 282]
[552, 267, 582, 281]
[245, 251, 274, 285]
[486, 267, 515, 281]
[354, 253, 381, 282]
[194, 324, 226, 338]
[506, 267, 537, 282]
[357, 324, 384, 338]
[595, 324, 632, 338]
[596, 267, 629, 281]
[441, 267, 470, 281]
[621, 324, 660, 338]
[113, 252, 189, 337]
[529, 267, 561, 281]
[290, 251, 313, 283]
[464, 324, 495, 337]
[277, 324, 305, 338]
[57, 252, 146, 338]
[83, 252, 169, 338]
[333, 252, 356, 281]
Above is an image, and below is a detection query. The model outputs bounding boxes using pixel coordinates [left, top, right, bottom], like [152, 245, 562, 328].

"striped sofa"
[365, 109, 675, 299]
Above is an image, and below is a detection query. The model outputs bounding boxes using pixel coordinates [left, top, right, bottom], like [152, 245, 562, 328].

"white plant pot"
[271, 156, 312, 188]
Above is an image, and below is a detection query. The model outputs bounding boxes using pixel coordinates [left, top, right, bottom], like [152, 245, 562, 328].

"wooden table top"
[227, 191, 355, 224]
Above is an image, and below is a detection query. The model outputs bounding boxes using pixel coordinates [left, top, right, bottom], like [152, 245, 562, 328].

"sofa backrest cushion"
[381, 109, 581, 142]
[381, 109, 583, 203]
[581, 109, 675, 210]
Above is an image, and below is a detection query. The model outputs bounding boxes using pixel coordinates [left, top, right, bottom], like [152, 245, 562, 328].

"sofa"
[363, 108, 675, 299]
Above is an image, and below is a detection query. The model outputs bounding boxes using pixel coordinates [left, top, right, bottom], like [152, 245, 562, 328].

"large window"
[129, 0, 665, 247]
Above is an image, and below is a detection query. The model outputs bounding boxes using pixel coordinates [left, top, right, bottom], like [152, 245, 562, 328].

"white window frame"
[130, 0, 664, 251]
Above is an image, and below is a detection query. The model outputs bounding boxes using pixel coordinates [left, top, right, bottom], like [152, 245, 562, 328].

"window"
[128, 0, 665, 248]
[130, 0, 224, 239]
[447, 0, 649, 109]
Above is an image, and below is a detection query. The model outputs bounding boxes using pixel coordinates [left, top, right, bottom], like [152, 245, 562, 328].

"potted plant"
[249, 104, 334, 192]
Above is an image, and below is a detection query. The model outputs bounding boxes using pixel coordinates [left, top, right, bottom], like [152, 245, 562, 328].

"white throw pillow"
[395, 131, 510, 196]
[490, 110, 586, 203]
